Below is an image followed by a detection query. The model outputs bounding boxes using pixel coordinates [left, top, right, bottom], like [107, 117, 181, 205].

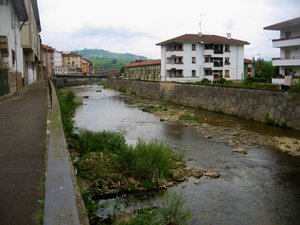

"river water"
[72, 84, 300, 225]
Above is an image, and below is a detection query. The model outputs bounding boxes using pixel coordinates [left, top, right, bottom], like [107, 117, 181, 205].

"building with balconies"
[264, 17, 300, 85]
[0, 0, 28, 96]
[21, 0, 42, 84]
[156, 33, 249, 82]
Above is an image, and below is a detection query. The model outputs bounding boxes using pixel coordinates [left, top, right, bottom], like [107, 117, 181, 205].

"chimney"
[226, 33, 231, 39]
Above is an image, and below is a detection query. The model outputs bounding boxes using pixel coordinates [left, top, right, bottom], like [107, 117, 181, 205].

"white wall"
[0, 2, 24, 75]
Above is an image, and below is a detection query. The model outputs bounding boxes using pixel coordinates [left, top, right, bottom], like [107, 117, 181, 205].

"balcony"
[166, 50, 184, 57]
[203, 49, 214, 55]
[272, 57, 300, 66]
[213, 62, 223, 67]
[272, 36, 300, 48]
[166, 63, 184, 70]
[214, 49, 224, 54]
[203, 62, 213, 68]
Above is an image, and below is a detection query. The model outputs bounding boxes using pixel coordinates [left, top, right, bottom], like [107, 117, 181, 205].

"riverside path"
[0, 80, 47, 225]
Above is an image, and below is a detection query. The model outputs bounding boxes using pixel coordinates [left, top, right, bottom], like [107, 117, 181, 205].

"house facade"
[264, 17, 300, 85]
[123, 60, 161, 81]
[0, 0, 28, 96]
[41, 44, 54, 78]
[156, 34, 249, 82]
[244, 58, 255, 78]
[62, 52, 82, 75]
[21, 0, 42, 84]
[81, 57, 93, 75]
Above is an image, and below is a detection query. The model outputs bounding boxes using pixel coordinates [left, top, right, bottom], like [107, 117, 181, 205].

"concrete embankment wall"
[107, 79, 300, 130]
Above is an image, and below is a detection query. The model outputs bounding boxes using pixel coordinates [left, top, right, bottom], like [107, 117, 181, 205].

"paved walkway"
[0, 80, 48, 225]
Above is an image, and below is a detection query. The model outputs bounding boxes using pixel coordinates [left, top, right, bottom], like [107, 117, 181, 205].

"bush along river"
[64, 83, 300, 225]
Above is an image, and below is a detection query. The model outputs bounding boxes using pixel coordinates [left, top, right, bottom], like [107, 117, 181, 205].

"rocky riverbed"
[139, 102, 300, 157]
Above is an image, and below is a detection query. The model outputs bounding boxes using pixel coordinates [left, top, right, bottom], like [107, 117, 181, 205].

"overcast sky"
[38, 0, 300, 60]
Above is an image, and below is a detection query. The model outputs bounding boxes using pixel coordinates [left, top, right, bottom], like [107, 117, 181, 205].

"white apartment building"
[0, 0, 28, 95]
[264, 17, 300, 85]
[0, 0, 27, 72]
[21, 0, 42, 84]
[157, 33, 249, 82]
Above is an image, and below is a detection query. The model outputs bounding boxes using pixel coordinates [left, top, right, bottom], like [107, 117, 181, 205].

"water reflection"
[72, 84, 300, 225]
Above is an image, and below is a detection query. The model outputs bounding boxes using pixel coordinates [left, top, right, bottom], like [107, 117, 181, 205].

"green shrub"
[118, 87, 126, 93]
[160, 192, 191, 225]
[122, 139, 174, 181]
[75, 129, 127, 155]
[81, 189, 99, 214]
[179, 114, 200, 121]
[76, 151, 119, 181]
[290, 79, 300, 93]
[57, 90, 77, 136]
[98, 80, 107, 88]
[114, 210, 163, 225]
[194, 78, 211, 85]
[218, 78, 227, 85]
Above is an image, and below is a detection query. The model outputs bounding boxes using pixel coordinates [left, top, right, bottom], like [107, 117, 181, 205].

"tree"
[254, 58, 278, 82]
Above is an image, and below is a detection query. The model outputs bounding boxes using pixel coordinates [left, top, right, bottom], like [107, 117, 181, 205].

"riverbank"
[136, 100, 300, 157]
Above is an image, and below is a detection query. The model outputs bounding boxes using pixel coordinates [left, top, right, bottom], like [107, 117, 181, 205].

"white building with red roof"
[264, 17, 300, 86]
[156, 33, 249, 82]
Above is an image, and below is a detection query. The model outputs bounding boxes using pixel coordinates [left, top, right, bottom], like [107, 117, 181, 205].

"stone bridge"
[51, 75, 106, 87]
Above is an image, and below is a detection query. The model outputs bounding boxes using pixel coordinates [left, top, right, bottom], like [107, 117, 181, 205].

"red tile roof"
[156, 34, 249, 45]
[124, 59, 161, 68]
[42, 44, 55, 52]
[62, 52, 81, 58]
[264, 17, 300, 30]
[244, 58, 254, 63]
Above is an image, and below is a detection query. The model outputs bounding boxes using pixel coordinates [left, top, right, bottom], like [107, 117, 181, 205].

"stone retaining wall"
[52, 75, 103, 88]
[107, 79, 300, 130]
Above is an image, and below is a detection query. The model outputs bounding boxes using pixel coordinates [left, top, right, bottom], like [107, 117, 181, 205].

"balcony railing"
[214, 62, 223, 67]
[272, 57, 300, 66]
[272, 36, 300, 48]
[214, 50, 223, 54]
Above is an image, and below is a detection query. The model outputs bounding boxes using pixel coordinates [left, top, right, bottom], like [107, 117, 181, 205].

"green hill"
[75, 48, 147, 70]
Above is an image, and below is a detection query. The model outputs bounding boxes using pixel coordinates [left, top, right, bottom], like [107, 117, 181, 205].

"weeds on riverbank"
[113, 192, 191, 225]
[57, 89, 78, 136]
[98, 80, 108, 88]
[179, 114, 200, 121]
[74, 131, 177, 186]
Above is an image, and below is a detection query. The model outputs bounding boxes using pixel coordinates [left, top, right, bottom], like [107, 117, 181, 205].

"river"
[72, 84, 300, 225]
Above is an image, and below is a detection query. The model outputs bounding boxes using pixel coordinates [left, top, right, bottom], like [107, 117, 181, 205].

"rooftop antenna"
[198, 14, 202, 36]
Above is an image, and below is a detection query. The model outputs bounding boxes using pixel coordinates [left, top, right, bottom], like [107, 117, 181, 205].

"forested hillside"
[75, 48, 147, 70]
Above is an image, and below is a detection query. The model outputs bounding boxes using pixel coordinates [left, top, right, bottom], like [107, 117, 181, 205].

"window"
[225, 70, 230, 78]
[225, 45, 230, 52]
[192, 44, 196, 51]
[204, 69, 212, 76]
[12, 50, 15, 65]
[0, 0, 4, 5]
[192, 57, 196, 64]
[11, 12, 14, 29]
[225, 57, 230, 65]
[286, 31, 291, 38]
[192, 70, 196, 77]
